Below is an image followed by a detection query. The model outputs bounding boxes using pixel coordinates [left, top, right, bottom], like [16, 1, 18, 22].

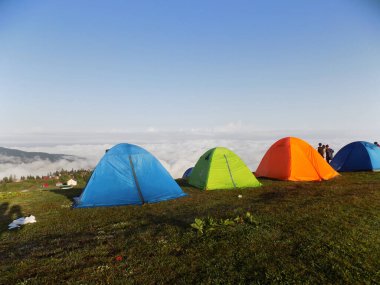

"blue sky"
[1, 0, 379, 141]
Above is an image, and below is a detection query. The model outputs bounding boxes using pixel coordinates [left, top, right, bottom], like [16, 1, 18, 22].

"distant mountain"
[0, 147, 79, 164]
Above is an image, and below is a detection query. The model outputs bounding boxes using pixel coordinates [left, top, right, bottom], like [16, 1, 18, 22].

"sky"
[0, 1, 380, 178]
[1, 0, 379, 138]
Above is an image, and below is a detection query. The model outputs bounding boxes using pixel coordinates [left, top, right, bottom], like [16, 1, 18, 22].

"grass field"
[1, 173, 379, 284]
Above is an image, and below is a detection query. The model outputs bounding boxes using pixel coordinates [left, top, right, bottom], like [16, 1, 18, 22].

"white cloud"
[0, 144, 109, 179]
[1, 123, 378, 180]
[1, 133, 358, 180]
[146, 127, 159, 133]
[0, 158, 92, 179]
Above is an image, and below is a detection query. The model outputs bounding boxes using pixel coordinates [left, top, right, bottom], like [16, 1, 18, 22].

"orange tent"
[256, 137, 339, 181]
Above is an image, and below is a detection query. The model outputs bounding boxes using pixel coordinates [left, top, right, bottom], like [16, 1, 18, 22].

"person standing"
[317, 143, 324, 157]
[374, 142, 379, 147]
[322, 145, 326, 159]
[326, 145, 334, 163]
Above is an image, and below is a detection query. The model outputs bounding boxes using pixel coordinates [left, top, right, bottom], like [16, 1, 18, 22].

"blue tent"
[182, 167, 193, 179]
[73, 143, 187, 208]
[330, 141, 380, 172]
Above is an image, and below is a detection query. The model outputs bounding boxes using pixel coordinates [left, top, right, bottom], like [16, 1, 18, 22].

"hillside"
[0, 173, 379, 284]
[0, 146, 79, 164]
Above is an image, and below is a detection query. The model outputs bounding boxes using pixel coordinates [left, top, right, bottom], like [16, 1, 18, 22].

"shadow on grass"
[143, 212, 190, 230]
[175, 178, 192, 187]
[257, 191, 287, 202]
[49, 188, 83, 202]
[0, 202, 23, 237]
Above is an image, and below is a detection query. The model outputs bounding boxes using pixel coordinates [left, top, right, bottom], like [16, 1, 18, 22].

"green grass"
[1, 173, 380, 284]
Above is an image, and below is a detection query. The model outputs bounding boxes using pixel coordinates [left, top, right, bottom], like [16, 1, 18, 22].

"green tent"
[188, 147, 262, 190]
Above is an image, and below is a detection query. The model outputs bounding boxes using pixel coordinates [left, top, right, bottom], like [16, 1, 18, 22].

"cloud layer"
[1, 134, 355, 180]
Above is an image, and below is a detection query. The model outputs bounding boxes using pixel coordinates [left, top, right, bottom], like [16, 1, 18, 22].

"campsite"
[1, 144, 380, 284]
[2, 1, 380, 284]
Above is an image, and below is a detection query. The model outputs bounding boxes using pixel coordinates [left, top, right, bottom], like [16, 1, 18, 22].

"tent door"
[129, 155, 145, 204]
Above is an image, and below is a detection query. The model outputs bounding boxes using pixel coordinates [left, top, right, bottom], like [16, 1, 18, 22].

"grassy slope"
[0, 173, 379, 284]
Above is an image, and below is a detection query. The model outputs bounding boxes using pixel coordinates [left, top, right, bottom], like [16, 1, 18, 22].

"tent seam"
[224, 154, 237, 188]
[129, 155, 145, 204]
[204, 149, 215, 190]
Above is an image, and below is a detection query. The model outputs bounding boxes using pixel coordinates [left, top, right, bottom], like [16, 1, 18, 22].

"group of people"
[317, 143, 334, 163]
[318, 141, 379, 163]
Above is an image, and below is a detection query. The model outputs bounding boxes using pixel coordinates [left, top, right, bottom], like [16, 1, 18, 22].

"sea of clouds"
[1, 128, 364, 180]
[0, 139, 270, 179]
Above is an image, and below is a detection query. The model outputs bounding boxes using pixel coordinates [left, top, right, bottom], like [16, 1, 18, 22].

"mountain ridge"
[0, 146, 80, 164]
